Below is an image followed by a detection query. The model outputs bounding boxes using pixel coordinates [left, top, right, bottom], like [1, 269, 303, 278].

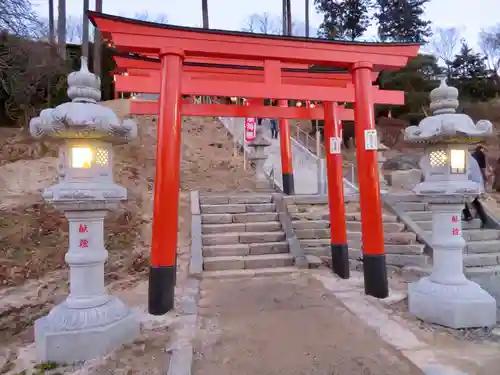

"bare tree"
[57, 0, 66, 59]
[0, 0, 41, 37]
[66, 15, 83, 43]
[429, 27, 461, 76]
[242, 13, 280, 34]
[202, 0, 209, 28]
[82, 0, 89, 57]
[48, 0, 55, 43]
[305, 0, 309, 37]
[479, 25, 500, 75]
[131, 11, 169, 23]
[93, 0, 102, 78]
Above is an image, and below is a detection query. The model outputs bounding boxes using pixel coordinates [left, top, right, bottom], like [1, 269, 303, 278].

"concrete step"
[294, 230, 416, 244]
[202, 231, 286, 246]
[298, 239, 424, 254]
[423, 229, 500, 242]
[203, 267, 300, 279]
[415, 219, 481, 231]
[292, 219, 405, 233]
[233, 212, 279, 223]
[464, 253, 500, 267]
[346, 221, 405, 233]
[303, 247, 429, 267]
[348, 231, 417, 245]
[407, 211, 432, 221]
[466, 265, 500, 278]
[201, 212, 279, 224]
[203, 253, 294, 271]
[347, 212, 399, 223]
[466, 240, 500, 254]
[203, 241, 289, 257]
[200, 203, 275, 214]
[396, 202, 427, 212]
[200, 195, 273, 205]
[385, 193, 423, 203]
[292, 220, 330, 230]
[202, 221, 282, 234]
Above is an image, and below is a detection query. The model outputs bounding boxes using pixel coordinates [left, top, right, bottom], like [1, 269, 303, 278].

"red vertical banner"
[244, 99, 256, 142]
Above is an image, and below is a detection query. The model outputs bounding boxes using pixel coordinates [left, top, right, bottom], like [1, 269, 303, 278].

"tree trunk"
[202, 0, 209, 28]
[82, 0, 90, 58]
[57, 0, 66, 59]
[48, 0, 55, 44]
[305, 0, 309, 37]
[282, 0, 287, 35]
[286, 0, 292, 36]
[93, 0, 103, 79]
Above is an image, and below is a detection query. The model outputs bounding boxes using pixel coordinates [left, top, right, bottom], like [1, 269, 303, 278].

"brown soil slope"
[0, 99, 257, 287]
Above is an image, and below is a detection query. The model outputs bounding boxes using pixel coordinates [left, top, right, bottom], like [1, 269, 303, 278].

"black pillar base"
[148, 265, 176, 315]
[282, 172, 295, 195]
[330, 243, 350, 279]
[362, 254, 389, 299]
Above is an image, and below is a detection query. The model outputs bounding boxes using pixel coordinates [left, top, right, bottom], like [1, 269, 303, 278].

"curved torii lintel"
[88, 11, 420, 70]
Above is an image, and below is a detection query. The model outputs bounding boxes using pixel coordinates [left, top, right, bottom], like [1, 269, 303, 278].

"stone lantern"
[248, 123, 271, 189]
[404, 78, 496, 329]
[29, 57, 140, 363]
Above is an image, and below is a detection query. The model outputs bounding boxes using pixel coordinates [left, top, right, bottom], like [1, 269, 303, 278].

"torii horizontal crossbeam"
[115, 75, 404, 104]
[131, 101, 355, 120]
[113, 56, 380, 87]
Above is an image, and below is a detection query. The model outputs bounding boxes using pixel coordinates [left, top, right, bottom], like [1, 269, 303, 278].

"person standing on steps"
[463, 149, 488, 227]
[270, 119, 279, 139]
[472, 145, 488, 187]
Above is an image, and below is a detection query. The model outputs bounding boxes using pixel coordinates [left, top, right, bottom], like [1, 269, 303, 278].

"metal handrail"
[291, 124, 325, 157]
[290, 123, 358, 186]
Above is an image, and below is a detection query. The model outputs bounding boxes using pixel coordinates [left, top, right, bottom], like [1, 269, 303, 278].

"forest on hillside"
[1, 0, 500, 127]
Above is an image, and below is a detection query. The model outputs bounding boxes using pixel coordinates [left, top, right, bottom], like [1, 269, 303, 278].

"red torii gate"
[89, 11, 420, 315]
[112, 55, 407, 197]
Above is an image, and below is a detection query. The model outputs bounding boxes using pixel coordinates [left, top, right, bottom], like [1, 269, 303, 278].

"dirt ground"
[193, 273, 422, 375]
[0, 99, 258, 373]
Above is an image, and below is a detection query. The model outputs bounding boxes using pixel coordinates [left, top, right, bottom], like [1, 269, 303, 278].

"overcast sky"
[34, 0, 498, 49]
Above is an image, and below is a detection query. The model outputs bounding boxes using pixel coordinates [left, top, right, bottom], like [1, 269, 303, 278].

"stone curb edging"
[166, 278, 200, 375]
[189, 191, 203, 279]
[272, 193, 309, 269]
[312, 272, 468, 375]
[167, 190, 204, 375]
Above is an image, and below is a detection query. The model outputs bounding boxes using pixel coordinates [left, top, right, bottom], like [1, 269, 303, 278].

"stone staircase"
[388, 193, 500, 278]
[199, 194, 298, 277]
[284, 195, 429, 268]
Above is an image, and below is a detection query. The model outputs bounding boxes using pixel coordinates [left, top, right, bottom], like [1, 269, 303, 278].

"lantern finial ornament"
[429, 77, 459, 115]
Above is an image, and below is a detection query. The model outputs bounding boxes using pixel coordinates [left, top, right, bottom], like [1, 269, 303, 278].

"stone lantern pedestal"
[29, 57, 140, 363]
[404, 79, 496, 328]
[248, 124, 271, 189]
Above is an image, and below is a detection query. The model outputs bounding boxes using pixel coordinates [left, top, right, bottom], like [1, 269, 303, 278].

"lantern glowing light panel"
[450, 149, 466, 174]
[72, 147, 93, 168]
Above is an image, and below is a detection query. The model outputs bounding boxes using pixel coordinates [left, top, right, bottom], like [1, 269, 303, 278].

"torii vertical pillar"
[278, 99, 295, 195]
[324, 102, 349, 278]
[352, 62, 388, 298]
[149, 48, 184, 315]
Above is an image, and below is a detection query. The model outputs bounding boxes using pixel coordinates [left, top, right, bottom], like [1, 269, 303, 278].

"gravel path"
[193, 273, 423, 375]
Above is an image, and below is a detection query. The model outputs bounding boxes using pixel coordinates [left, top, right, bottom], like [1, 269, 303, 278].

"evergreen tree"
[449, 42, 498, 102]
[374, 0, 432, 43]
[377, 54, 442, 121]
[315, 0, 372, 41]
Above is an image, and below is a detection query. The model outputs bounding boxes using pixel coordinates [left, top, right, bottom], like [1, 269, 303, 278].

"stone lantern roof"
[29, 57, 137, 144]
[404, 78, 493, 145]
